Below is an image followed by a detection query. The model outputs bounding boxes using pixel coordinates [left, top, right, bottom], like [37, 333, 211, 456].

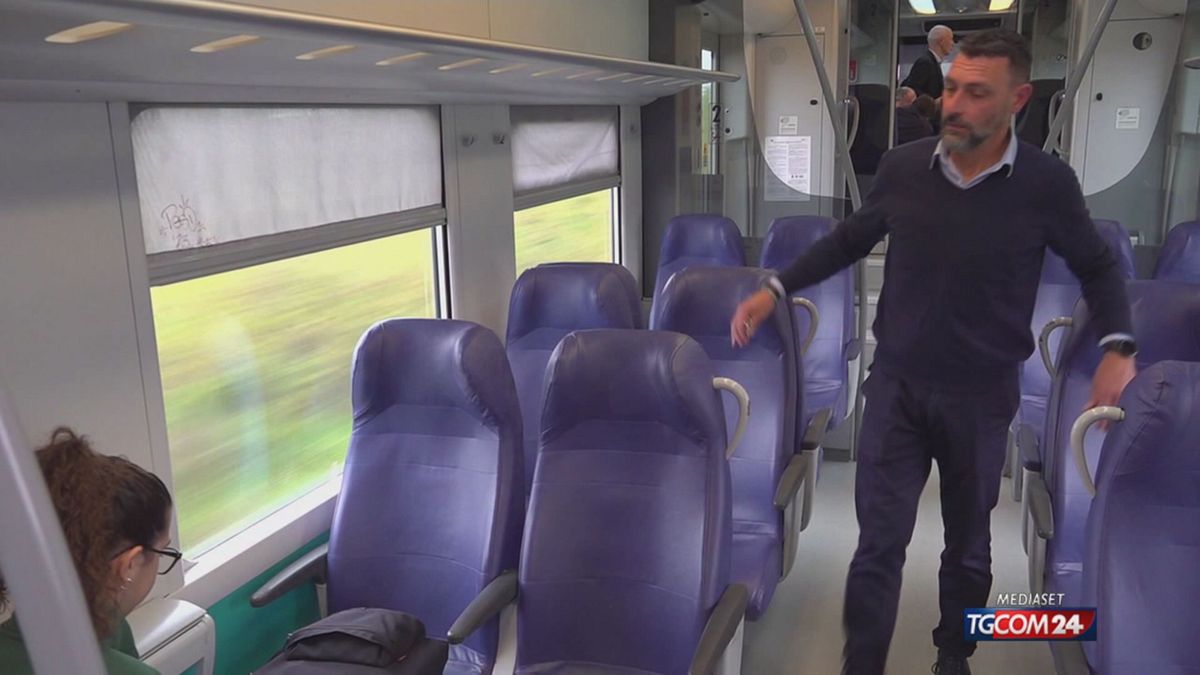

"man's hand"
[730, 290, 777, 347]
[1086, 352, 1137, 428]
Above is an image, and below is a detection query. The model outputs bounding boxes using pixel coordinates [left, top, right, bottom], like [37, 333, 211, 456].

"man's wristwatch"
[1103, 339, 1138, 357]
[763, 276, 785, 302]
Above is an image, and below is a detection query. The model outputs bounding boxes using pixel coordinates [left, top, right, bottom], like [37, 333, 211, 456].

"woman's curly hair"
[0, 428, 172, 638]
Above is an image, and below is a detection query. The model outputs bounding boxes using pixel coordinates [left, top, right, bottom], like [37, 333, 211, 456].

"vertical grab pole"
[788, 0, 868, 457]
[1042, 0, 1121, 153]
[0, 388, 107, 675]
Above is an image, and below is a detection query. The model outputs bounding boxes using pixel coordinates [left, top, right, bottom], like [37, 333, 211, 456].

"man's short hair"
[896, 86, 916, 103]
[928, 25, 952, 48]
[957, 28, 1032, 84]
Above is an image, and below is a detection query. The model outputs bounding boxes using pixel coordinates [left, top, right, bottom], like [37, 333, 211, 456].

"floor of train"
[743, 460, 1053, 674]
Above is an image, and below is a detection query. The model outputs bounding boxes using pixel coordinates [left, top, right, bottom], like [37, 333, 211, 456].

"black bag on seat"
[254, 608, 449, 675]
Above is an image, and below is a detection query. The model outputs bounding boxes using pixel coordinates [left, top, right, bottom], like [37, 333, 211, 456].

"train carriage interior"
[1, 0, 1199, 673]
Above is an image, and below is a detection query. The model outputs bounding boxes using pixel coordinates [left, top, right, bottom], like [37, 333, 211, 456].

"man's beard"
[940, 111, 1005, 152]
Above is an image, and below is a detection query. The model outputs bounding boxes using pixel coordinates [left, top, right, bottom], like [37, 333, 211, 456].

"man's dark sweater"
[777, 136, 1132, 388]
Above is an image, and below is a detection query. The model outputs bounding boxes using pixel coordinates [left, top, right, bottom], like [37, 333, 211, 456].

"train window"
[514, 188, 618, 272]
[510, 106, 621, 271]
[150, 229, 440, 554]
[131, 106, 446, 555]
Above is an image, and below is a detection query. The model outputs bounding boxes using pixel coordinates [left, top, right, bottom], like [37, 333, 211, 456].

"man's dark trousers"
[842, 366, 1020, 674]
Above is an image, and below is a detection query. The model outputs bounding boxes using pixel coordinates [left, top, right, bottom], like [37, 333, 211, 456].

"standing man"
[903, 25, 954, 99]
[731, 29, 1136, 675]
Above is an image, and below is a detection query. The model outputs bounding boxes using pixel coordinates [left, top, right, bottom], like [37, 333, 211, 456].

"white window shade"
[132, 107, 442, 254]
[511, 106, 620, 196]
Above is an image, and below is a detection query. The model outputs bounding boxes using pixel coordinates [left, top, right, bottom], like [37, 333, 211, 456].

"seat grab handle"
[792, 297, 820, 356]
[713, 377, 750, 460]
[1039, 317, 1073, 379]
[1070, 406, 1124, 497]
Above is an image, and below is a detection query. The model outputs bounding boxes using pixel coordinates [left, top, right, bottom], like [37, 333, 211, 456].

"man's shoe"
[932, 651, 971, 675]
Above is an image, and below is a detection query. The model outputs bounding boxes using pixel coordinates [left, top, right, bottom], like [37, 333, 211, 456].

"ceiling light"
[530, 67, 567, 77]
[490, 63, 529, 74]
[45, 21, 133, 44]
[439, 57, 487, 71]
[566, 70, 605, 80]
[191, 35, 260, 53]
[596, 72, 630, 82]
[907, 0, 937, 15]
[295, 45, 356, 61]
[376, 52, 428, 66]
[989, 0, 1015, 10]
[622, 74, 655, 83]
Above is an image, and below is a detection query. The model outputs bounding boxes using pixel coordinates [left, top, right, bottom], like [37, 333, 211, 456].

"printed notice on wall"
[1116, 107, 1140, 130]
[779, 115, 800, 135]
[764, 135, 811, 202]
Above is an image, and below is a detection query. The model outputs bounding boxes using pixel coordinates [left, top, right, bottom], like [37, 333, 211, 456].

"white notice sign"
[779, 115, 800, 135]
[764, 135, 812, 202]
[1116, 107, 1140, 130]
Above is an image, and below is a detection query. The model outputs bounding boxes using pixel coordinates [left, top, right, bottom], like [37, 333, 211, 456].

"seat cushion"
[1045, 562, 1084, 606]
[517, 662, 663, 675]
[804, 377, 845, 431]
[445, 644, 490, 675]
[732, 531, 782, 621]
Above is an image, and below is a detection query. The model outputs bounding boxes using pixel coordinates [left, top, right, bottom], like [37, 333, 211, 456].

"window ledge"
[172, 477, 340, 609]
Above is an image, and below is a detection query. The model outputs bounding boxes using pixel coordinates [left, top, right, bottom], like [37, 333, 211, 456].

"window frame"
[117, 103, 450, 602]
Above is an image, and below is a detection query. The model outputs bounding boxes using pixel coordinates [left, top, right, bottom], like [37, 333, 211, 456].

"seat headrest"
[1040, 219, 1135, 284]
[659, 214, 745, 266]
[1064, 280, 1200, 370]
[1154, 220, 1200, 283]
[507, 264, 642, 344]
[760, 216, 836, 271]
[1103, 360, 1200, 478]
[351, 319, 519, 431]
[539, 329, 726, 456]
[651, 266, 792, 360]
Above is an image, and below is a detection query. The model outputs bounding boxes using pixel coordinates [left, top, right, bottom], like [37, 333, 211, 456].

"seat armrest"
[773, 453, 810, 510]
[801, 407, 833, 450]
[844, 338, 862, 362]
[1017, 423, 1043, 472]
[447, 570, 518, 645]
[1027, 473, 1054, 540]
[688, 584, 749, 675]
[250, 543, 328, 608]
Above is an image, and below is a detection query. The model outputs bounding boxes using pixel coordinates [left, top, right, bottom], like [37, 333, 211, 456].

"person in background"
[914, 94, 939, 134]
[0, 428, 177, 675]
[902, 24, 954, 99]
[895, 86, 933, 145]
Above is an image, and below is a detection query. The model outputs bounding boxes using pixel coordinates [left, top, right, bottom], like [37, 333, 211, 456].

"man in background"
[902, 25, 954, 99]
[895, 86, 933, 145]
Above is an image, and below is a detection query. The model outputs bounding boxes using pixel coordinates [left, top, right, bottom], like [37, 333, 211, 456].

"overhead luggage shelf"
[0, 0, 739, 104]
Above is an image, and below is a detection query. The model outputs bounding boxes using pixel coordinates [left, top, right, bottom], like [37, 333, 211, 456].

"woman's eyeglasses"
[145, 546, 183, 575]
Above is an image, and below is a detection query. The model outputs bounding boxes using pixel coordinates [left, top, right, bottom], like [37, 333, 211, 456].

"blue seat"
[1025, 281, 1200, 604]
[1012, 219, 1135, 502]
[651, 214, 745, 313]
[505, 263, 642, 494]
[760, 216, 859, 433]
[516, 329, 748, 674]
[1059, 361, 1200, 674]
[251, 319, 525, 675]
[1153, 220, 1200, 283]
[652, 267, 818, 620]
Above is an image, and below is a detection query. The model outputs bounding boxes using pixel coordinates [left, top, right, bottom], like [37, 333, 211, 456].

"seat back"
[651, 267, 796, 608]
[505, 263, 642, 494]
[327, 319, 523, 669]
[761, 215, 855, 425]
[1042, 282, 1200, 596]
[1082, 360, 1200, 674]
[1015, 220, 1136, 442]
[652, 214, 745, 306]
[1153, 220, 1200, 283]
[517, 330, 732, 673]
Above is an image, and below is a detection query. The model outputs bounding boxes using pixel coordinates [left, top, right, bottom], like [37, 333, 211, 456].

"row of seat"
[506, 261, 827, 622]
[1015, 280, 1200, 674]
[653, 214, 859, 435]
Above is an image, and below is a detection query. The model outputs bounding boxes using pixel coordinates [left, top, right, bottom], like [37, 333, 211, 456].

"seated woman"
[0, 428, 177, 674]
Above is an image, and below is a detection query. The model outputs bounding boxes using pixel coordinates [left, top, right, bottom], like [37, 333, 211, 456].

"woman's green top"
[0, 616, 159, 674]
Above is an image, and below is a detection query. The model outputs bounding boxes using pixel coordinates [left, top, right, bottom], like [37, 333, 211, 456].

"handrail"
[713, 378, 750, 460]
[844, 96, 861, 148]
[787, 0, 867, 458]
[792, 297, 820, 356]
[1070, 406, 1125, 497]
[1038, 317, 1073, 379]
[0, 388, 107, 674]
[1042, 0, 1122, 153]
